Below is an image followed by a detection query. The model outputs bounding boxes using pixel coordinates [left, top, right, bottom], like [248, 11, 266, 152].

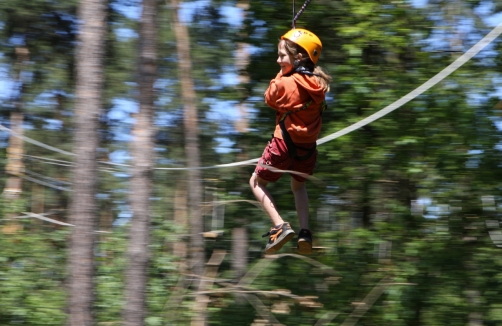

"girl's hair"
[282, 39, 332, 93]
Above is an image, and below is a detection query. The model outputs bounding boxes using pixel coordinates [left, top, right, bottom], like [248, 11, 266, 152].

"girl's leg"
[291, 178, 309, 229]
[249, 173, 284, 226]
[291, 177, 313, 254]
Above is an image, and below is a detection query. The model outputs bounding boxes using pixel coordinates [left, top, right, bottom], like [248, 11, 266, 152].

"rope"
[293, 0, 295, 28]
[22, 154, 126, 173]
[1, 22, 501, 172]
[14, 173, 72, 192]
[18, 211, 74, 226]
[154, 158, 259, 170]
[14, 211, 111, 233]
[292, 0, 312, 28]
[24, 168, 72, 185]
[154, 20, 502, 170]
[0, 124, 75, 156]
[23, 154, 73, 166]
[317, 21, 502, 145]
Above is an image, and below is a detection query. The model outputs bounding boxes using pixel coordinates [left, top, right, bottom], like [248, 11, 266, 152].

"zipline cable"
[12, 211, 111, 233]
[157, 20, 502, 170]
[0, 22, 501, 170]
[0, 124, 75, 156]
[292, 0, 312, 29]
[317, 21, 502, 146]
[14, 173, 72, 192]
[293, 0, 295, 28]
[23, 154, 73, 165]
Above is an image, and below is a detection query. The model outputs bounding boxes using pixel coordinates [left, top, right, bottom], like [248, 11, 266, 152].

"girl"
[250, 28, 332, 255]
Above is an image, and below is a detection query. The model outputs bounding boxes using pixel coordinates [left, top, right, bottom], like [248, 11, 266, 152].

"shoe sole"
[265, 230, 295, 254]
[297, 240, 312, 254]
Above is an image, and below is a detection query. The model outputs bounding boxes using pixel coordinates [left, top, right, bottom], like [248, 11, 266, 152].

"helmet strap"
[294, 65, 316, 75]
[285, 62, 320, 77]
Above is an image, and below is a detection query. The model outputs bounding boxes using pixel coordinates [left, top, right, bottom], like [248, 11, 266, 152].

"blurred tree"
[170, 0, 206, 323]
[232, 0, 251, 282]
[2, 47, 28, 200]
[1, 48, 26, 235]
[1, 0, 502, 325]
[122, 0, 157, 323]
[0, 0, 78, 229]
[67, 0, 106, 325]
[234, 0, 251, 134]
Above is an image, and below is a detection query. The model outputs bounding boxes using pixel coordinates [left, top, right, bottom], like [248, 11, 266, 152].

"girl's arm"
[265, 76, 299, 112]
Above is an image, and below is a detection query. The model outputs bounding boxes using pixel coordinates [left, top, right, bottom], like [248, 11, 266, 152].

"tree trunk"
[67, 0, 106, 325]
[232, 227, 248, 279]
[173, 178, 188, 259]
[1, 109, 24, 235]
[4, 110, 24, 198]
[171, 0, 205, 282]
[171, 0, 205, 323]
[231, 3, 250, 288]
[234, 0, 250, 133]
[123, 0, 157, 324]
[1, 47, 28, 235]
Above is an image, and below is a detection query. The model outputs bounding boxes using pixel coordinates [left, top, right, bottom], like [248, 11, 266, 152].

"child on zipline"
[250, 28, 331, 255]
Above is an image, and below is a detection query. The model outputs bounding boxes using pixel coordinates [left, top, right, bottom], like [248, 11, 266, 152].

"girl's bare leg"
[249, 173, 284, 226]
[291, 178, 309, 229]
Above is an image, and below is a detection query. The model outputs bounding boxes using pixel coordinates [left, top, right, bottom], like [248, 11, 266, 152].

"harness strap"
[278, 100, 326, 161]
[279, 119, 316, 160]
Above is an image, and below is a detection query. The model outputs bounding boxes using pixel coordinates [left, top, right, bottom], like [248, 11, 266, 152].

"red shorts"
[254, 137, 317, 182]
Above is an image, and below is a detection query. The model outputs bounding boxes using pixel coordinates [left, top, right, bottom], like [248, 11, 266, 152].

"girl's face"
[277, 41, 295, 75]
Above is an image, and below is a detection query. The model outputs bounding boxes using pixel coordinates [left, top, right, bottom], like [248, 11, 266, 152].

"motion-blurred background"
[1, 0, 502, 325]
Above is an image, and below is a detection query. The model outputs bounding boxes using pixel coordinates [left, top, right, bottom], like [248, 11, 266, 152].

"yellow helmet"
[281, 28, 322, 64]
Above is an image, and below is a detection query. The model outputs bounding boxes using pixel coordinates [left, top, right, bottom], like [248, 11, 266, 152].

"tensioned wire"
[1, 21, 502, 171]
[0, 124, 75, 156]
[316, 21, 502, 146]
[157, 20, 502, 170]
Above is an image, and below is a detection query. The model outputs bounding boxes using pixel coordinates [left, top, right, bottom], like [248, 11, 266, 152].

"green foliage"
[0, 229, 68, 325]
[1, 0, 502, 325]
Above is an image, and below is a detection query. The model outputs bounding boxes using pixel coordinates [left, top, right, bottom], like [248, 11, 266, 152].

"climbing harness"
[292, 0, 312, 29]
[278, 99, 327, 161]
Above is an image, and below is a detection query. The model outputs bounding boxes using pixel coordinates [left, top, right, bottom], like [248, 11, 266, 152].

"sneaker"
[262, 222, 296, 254]
[297, 229, 313, 254]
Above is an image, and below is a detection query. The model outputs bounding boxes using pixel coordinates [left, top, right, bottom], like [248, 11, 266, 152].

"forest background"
[1, 0, 502, 325]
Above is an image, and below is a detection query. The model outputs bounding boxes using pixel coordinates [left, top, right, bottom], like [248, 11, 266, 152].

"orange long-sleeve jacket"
[264, 72, 326, 144]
